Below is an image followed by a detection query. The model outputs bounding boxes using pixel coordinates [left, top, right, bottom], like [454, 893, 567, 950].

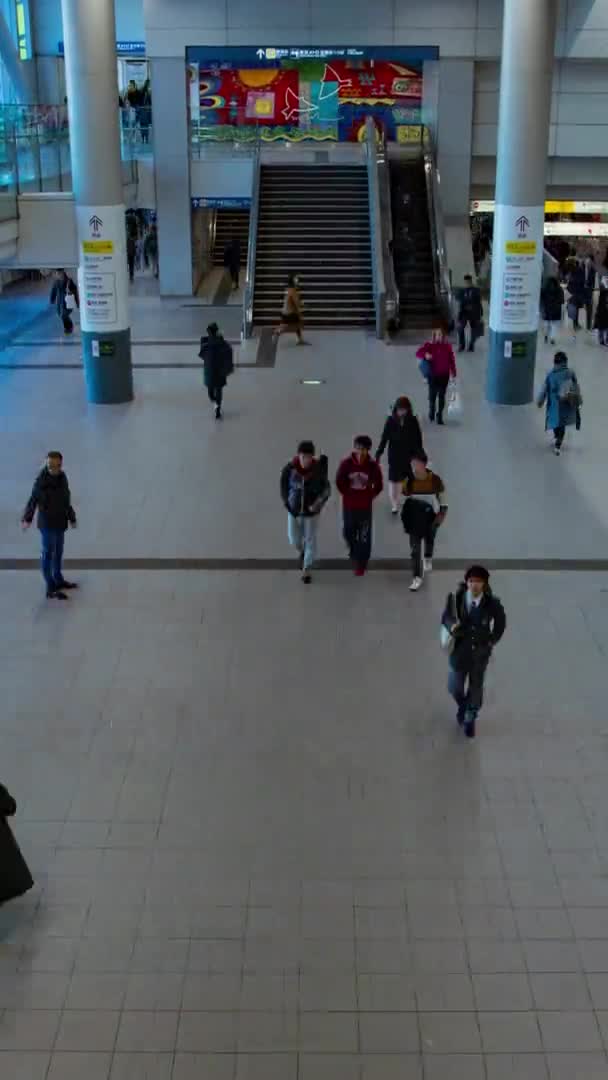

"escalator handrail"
[364, 117, 387, 338]
[377, 128, 400, 332]
[421, 125, 455, 330]
[242, 141, 261, 339]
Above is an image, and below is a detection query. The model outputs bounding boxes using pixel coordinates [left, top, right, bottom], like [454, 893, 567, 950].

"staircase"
[390, 160, 439, 331]
[212, 208, 249, 267]
[253, 165, 375, 327]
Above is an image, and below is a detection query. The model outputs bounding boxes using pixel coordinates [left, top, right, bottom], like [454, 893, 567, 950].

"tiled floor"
[1, 291, 608, 1076]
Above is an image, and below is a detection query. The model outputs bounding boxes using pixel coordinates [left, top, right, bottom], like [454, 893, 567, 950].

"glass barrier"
[190, 108, 347, 152]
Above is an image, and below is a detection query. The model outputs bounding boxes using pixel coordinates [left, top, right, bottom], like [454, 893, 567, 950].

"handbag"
[440, 594, 460, 654]
[446, 379, 463, 421]
[418, 357, 432, 379]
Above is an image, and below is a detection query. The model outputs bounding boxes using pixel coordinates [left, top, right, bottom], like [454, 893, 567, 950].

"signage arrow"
[256, 48, 265, 59]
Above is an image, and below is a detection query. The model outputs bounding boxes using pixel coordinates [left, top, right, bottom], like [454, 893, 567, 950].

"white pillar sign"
[76, 204, 129, 333]
[489, 204, 544, 334]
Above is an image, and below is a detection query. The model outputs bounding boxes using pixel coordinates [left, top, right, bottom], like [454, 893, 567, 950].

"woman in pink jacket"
[416, 327, 457, 425]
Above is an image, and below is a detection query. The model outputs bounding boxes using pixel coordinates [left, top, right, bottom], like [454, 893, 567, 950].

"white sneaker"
[409, 576, 423, 592]
[423, 558, 433, 573]
[391, 505, 399, 515]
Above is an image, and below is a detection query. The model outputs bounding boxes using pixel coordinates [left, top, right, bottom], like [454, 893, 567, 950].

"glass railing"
[0, 104, 149, 196]
[190, 109, 344, 153]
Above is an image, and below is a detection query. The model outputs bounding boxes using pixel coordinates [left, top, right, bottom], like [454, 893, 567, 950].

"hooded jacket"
[280, 455, 330, 517]
[199, 333, 234, 389]
[335, 453, 383, 512]
[22, 468, 77, 531]
[375, 407, 423, 481]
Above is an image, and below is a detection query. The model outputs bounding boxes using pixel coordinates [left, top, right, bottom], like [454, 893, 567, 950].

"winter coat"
[22, 468, 77, 532]
[199, 334, 234, 389]
[594, 289, 608, 330]
[458, 286, 482, 323]
[415, 341, 457, 381]
[280, 455, 330, 517]
[375, 411, 423, 483]
[0, 784, 34, 906]
[442, 584, 506, 673]
[540, 282, 564, 322]
[537, 365, 581, 430]
[223, 239, 241, 271]
[567, 266, 586, 307]
[50, 275, 78, 317]
[335, 454, 383, 512]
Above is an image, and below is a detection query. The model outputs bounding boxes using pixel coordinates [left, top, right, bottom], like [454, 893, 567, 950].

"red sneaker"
[353, 565, 366, 577]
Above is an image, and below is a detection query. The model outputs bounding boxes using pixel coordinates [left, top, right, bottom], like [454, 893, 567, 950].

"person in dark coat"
[50, 268, 79, 335]
[457, 274, 483, 352]
[536, 350, 582, 455]
[441, 565, 506, 739]
[223, 237, 242, 290]
[0, 784, 34, 907]
[594, 283, 608, 346]
[199, 322, 234, 419]
[567, 261, 586, 333]
[375, 396, 423, 514]
[280, 441, 331, 584]
[126, 234, 137, 282]
[22, 451, 78, 599]
[540, 276, 564, 345]
[583, 254, 596, 330]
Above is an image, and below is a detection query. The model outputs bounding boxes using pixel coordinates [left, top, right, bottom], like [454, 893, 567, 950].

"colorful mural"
[196, 57, 423, 142]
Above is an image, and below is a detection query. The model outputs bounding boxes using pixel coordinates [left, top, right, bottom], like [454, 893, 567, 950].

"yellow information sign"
[544, 200, 575, 214]
[505, 240, 537, 255]
[396, 125, 422, 144]
[82, 240, 114, 255]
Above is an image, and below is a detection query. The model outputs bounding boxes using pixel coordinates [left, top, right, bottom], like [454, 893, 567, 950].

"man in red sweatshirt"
[336, 435, 383, 576]
[416, 327, 457, 425]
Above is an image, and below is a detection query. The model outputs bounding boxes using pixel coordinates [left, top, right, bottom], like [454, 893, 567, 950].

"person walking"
[583, 254, 596, 331]
[375, 396, 423, 515]
[50, 268, 79, 335]
[127, 233, 136, 283]
[401, 450, 448, 592]
[223, 237, 241, 291]
[199, 322, 234, 420]
[540, 276, 564, 345]
[567, 260, 586, 336]
[457, 274, 483, 353]
[536, 350, 582, 456]
[0, 784, 34, 907]
[144, 224, 159, 278]
[280, 442, 330, 584]
[594, 281, 608, 346]
[21, 452, 78, 600]
[416, 327, 457, 424]
[273, 274, 306, 344]
[441, 565, 506, 739]
[336, 436, 383, 577]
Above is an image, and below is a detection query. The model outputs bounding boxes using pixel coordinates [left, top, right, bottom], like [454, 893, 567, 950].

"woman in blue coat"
[536, 351, 582, 456]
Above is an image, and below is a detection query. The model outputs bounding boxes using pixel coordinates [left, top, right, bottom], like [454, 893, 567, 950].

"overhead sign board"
[58, 40, 146, 56]
[186, 45, 438, 67]
[472, 199, 608, 215]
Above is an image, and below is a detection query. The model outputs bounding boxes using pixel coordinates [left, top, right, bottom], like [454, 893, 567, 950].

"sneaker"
[391, 505, 399, 516]
[354, 565, 366, 577]
[428, 412, 435, 422]
[553, 445, 561, 456]
[423, 558, 433, 573]
[436, 415, 444, 426]
[409, 576, 423, 592]
[302, 572, 312, 584]
[56, 580, 78, 590]
[298, 552, 305, 570]
[47, 589, 68, 600]
[467, 346, 475, 353]
[464, 715, 476, 739]
[215, 406, 222, 420]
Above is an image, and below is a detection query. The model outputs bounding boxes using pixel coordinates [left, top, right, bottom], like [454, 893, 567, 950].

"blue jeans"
[287, 514, 318, 570]
[40, 528, 65, 591]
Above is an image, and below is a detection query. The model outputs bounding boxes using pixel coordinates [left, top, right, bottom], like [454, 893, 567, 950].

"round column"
[61, 0, 133, 403]
[486, 0, 558, 405]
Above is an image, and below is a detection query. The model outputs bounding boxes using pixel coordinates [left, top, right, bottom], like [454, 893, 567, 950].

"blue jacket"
[537, 365, 580, 430]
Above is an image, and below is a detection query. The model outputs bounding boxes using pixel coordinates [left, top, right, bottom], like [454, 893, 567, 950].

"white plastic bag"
[446, 379, 463, 422]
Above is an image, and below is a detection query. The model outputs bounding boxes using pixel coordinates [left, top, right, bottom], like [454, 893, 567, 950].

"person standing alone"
[199, 322, 234, 419]
[21, 452, 78, 600]
[336, 436, 383, 577]
[280, 442, 330, 584]
[441, 565, 506, 739]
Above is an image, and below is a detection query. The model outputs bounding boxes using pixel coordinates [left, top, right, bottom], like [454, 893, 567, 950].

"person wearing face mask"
[21, 452, 78, 600]
[280, 442, 331, 584]
[375, 396, 423, 514]
[273, 273, 306, 344]
[336, 436, 383, 577]
[441, 565, 506, 739]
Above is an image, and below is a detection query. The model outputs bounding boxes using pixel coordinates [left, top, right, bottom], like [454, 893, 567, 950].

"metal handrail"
[364, 117, 387, 339]
[242, 140, 261, 339]
[421, 124, 455, 330]
[376, 128, 399, 332]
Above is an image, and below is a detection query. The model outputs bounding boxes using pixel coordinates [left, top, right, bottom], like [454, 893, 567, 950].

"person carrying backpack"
[536, 350, 582, 456]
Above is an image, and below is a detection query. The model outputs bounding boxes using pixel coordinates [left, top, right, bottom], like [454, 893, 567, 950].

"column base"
[486, 329, 537, 405]
[82, 329, 134, 404]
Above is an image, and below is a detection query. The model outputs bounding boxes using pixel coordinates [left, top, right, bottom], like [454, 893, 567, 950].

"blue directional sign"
[186, 45, 438, 67]
[191, 197, 252, 210]
[58, 40, 146, 56]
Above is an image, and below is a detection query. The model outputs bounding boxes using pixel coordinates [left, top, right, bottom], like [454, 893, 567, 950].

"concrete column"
[151, 58, 193, 297]
[486, 0, 558, 405]
[61, 0, 133, 404]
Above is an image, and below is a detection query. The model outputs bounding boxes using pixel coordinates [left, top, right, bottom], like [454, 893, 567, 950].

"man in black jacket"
[50, 269, 79, 335]
[441, 565, 506, 738]
[457, 274, 483, 353]
[22, 452, 78, 599]
[280, 441, 330, 584]
[199, 323, 234, 419]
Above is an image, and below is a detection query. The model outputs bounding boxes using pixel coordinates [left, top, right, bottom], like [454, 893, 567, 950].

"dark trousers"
[458, 318, 480, 351]
[128, 256, 135, 282]
[40, 528, 65, 591]
[61, 312, 73, 334]
[553, 424, 566, 448]
[207, 385, 223, 409]
[229, 266, 239, 288]
[428, 376, 449, 420]
[586, 299, 593, 330]
[343, 508, 372, 568]
[448, 653, 489, 721]
[409, 524, 438, 578]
